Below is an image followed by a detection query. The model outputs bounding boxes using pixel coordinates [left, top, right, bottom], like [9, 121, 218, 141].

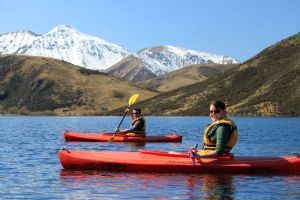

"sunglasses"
[209, 110, 220, 114]
[132, 112, 139, 114]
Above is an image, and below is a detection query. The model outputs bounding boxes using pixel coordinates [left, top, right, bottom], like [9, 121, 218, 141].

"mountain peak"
[17, 30, 39, 36]
[0, 25, 130, 70]
[45, 24, 110, 44]
[46, 24, 82, 36]
[0, 29, 39, 37]
[49, 24, 75, 32]
[135, 45, 239, 76]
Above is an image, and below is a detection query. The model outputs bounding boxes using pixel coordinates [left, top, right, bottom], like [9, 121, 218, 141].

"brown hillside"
[0, 55, 157, 115]
[140, 64, 237, 92]
[110, 33, 300, 116]
[105, 55, 157, 82]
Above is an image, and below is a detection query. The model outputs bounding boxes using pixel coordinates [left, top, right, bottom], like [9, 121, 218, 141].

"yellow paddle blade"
[128, 94, 139, 107]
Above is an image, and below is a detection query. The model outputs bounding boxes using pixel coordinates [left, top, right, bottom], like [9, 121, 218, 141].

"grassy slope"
[0, 55, 157, 115]
[139, 64, 237, 92]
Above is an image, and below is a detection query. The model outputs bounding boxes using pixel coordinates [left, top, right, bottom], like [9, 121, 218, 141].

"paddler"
[191, 100, 238, 158]
[115, 108, 146, 136]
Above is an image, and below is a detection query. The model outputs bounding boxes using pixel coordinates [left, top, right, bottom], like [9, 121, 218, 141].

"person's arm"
[128, 121, 140, 132]
[118, 120, 140, 133]
[194, 150, 218, 158]
[115, 108, 133, 133]
[215, 124, 231, 155]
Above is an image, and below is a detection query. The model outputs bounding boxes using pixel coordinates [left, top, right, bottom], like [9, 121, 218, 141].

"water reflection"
[199, 175, 233, 199]
[126, 142, 146, 151]
[60, 170, 234, 199]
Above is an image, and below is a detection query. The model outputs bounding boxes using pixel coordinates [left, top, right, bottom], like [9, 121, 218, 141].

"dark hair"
[210, 100, 226, 112]
[133, 108, 141, 114]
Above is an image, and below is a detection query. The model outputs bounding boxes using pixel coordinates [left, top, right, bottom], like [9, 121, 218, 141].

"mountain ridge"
[106, 45, 239, 82]
[0, 24, 239, 82]
[108, 33, 300, 116]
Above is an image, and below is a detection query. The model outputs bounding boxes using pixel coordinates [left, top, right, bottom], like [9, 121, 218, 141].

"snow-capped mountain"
[0, 25, 130, 70]
[135, 45, 239, 76]
[0, 24, 239, 76]
[106, 45, 239, 82]
[0, 30, 38, 54]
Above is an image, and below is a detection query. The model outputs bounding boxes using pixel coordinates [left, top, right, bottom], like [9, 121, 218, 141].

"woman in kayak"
[116, 108, 146, 136]
[191, 100, 238, 158]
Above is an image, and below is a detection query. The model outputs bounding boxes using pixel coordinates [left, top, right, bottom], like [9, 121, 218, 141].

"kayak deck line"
[138, 149, 189, 157]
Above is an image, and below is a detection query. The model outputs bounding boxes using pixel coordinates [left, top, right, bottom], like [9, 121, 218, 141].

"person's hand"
[125, 108, 130, 113]
[187, 146, 198, 165]
[187, 145, 200, 158]
[115, 128, 120, 133]
[187, 146, 195, 156]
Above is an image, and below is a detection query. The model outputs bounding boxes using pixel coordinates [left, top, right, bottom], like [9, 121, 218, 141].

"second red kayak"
[64, 131, 183, 142]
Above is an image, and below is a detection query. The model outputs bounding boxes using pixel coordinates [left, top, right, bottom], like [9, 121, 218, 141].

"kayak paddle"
[108, 94, 140, 143]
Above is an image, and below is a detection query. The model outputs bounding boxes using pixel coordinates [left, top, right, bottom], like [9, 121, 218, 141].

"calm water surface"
[0, 116, 299, 199]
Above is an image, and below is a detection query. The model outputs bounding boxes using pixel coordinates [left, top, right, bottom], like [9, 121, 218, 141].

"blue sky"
[1, 0, 299, 61]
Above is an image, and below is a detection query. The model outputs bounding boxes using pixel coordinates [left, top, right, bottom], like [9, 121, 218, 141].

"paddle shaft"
[113, 110, 128, 136]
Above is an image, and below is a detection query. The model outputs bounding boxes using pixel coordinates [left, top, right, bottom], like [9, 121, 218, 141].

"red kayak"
[64, 131, 182, 142]
[59, 149, 300, 174]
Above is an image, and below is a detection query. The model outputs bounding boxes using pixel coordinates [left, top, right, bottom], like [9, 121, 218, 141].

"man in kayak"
[116, 108, 146, 136]
[191, 100, 238, 158]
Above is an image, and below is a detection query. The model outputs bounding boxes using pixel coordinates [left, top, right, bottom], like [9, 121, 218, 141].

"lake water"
[0, 116, 299, 199]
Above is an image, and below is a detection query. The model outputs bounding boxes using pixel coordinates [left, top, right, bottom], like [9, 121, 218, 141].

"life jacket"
[130, 116, 146, 134]
[202, 118, 238, 153]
